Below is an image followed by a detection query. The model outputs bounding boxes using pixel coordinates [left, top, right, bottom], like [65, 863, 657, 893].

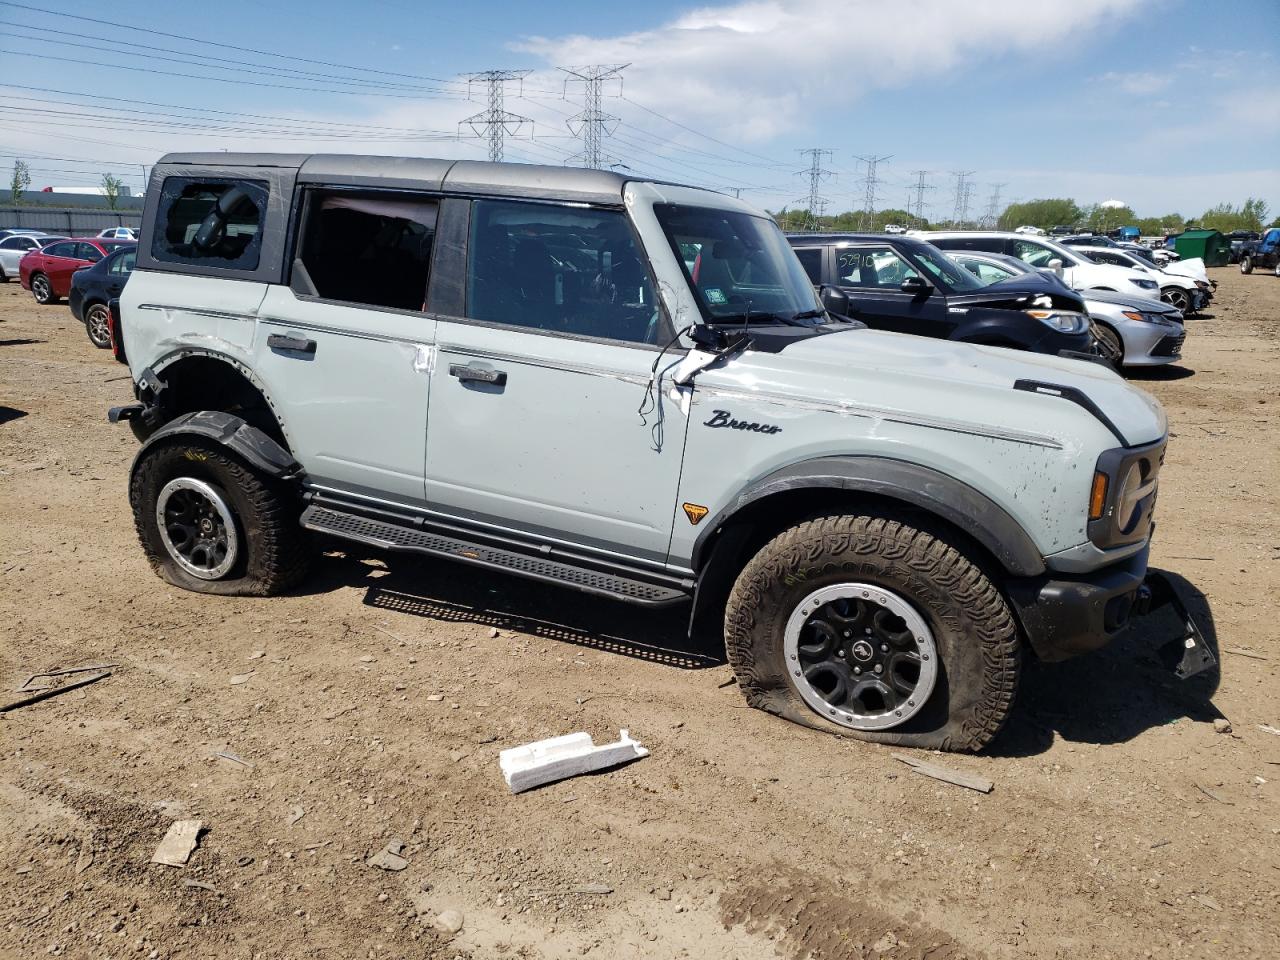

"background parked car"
[946, 250, 1185, 370]
[1071, 244, 1209, 313]
[0, 233, 66, 281]
[1239, 228, 1280, 276]
[70, 244, 136, 348]
[19, 238, 134, 304]
[787, 233, 1096, 358]
[96, 227, 139, 240]
[1225, 229, 1259, 264]
[0, 228, 52, 242]
[919, 230, 1164, 299]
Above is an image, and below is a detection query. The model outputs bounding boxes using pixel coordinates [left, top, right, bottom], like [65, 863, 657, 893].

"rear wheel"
[130, 439, 310, 596]
[1161, 287, 1190, 313]
[84, 303, 112, 348]
[724, 512, 1020, 752]
[31, 272, 57, 304]
[1240, 256, 1253, 274]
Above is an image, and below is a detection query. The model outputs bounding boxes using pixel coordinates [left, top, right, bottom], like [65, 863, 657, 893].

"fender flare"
[131, 410, 302, 482]
[692, 455, 1046, 577]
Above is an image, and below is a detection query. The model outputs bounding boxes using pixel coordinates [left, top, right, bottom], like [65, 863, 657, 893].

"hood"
[947, 270, 1085, 310]
[700, 327, 1166, 449]
[1082, 288, 1180, 316]
[1162, 257, 1208, 283]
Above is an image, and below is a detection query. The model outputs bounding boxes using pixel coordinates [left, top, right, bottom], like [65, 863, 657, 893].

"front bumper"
[1112, 316, 1184, 366]
[1006, 546, 1215, 679]
[1008, 547, 1151, 662]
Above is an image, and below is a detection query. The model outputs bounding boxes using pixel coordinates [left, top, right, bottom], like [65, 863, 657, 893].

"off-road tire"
[31, 272, 57, 304]
[1240, 256, 1253, 274]
[130, 438, 309, 596]
[724, 512, 1020, 752]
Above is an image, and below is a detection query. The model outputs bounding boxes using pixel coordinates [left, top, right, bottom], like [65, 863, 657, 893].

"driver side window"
[464, 199, 661, 345]
[152, 176, 268, 271]
[836, 247, 918, 287]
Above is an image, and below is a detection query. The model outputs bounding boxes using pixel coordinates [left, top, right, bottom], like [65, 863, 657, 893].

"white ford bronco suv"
[108, 153, 1212, 752]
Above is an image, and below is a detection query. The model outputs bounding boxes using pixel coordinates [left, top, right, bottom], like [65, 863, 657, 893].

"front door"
[425, 198, 686, 566]
[835, 244, 946, 336]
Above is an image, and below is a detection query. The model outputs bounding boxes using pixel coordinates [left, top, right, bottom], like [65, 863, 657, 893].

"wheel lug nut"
[874, 664, 883, 674]
[853, 666, 862, 675]
[880, 643, 888, 652]
[843, 631, 851, 638]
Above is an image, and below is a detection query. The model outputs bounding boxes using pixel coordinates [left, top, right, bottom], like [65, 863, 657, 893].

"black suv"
[787, 233, 1095, 357]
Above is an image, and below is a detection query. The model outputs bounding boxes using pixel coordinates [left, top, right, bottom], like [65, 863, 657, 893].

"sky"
[1, 0, 1277, 220]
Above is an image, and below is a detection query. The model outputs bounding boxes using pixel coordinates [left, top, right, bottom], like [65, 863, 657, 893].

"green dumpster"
[1173, 229, 1230, 267]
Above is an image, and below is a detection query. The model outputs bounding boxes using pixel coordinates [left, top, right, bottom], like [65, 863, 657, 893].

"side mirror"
[818, 283, 853, 316]
[900, 276, 931, 295]
[1047, 258, 1064, 277]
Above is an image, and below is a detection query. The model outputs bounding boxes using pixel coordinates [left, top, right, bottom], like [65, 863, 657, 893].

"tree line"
[773, 196, 1277, 236]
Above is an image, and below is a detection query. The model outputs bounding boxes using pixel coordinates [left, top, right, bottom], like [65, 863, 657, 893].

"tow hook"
[1138, 571, 1217, 680]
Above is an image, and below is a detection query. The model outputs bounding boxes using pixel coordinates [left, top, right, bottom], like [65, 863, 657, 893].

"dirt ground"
[0, 267, 1277, 960]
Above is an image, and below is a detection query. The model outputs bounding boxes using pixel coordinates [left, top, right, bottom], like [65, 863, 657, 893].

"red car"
[20, 237, 135, 304]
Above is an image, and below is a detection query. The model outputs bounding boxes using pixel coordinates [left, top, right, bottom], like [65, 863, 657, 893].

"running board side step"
[300, 504, 692, 606]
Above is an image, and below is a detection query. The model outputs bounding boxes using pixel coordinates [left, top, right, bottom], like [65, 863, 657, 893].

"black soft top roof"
[156, 153, 655, 205]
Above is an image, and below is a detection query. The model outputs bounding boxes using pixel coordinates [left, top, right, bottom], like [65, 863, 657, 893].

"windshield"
[910, 244, 984, 291]
[653, 203, 822, 323]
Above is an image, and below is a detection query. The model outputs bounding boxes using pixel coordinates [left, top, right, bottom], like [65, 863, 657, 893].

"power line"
[459, 70, 533, 162]
[794, 148, 834, 232]
[560, 64, 629, 169]
[0, 1, 471, 90]
[853, 154, 891, 230]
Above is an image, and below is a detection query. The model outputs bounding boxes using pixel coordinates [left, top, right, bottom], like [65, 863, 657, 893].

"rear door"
[424, 197, 685, 564]
[834, 244, 946, 336]
[253, 188, 440, 503]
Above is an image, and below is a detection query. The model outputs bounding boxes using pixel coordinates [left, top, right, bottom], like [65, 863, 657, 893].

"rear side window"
[76, 242, 103, 263]
[153, 177, 268, 271]
[298, 191, 437, 312]
[110, 249, 136, 275]
[465, 199, 660, 345]
[792, 247, 823, 283]
[43, 241, 77, 258]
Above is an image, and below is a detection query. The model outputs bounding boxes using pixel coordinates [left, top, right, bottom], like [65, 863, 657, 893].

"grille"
[303, 506, 686, 604]
[1152, 333, 1184, 358]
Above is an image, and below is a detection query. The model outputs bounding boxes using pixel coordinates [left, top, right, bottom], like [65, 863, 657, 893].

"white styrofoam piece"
[499, 729, 649, 794]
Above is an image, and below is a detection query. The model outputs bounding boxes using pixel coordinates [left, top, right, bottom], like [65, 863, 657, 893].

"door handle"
[267, 333, 317, 354]
[449, 363, 506, 386]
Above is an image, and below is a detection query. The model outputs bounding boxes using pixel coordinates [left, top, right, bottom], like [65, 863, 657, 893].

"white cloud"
[1097, 70, 1172, 95]
[515, 0, 1144, 141]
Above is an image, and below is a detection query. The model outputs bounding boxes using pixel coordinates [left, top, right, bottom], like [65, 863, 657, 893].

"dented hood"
[704, 327, 1167, 449]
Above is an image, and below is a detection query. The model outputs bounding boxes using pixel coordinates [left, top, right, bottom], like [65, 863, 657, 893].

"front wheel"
[724, 512, 1020, 752]
[1240, 256, 1253, 274]
[1161, 287, 1191, 313]
[84, 303, 112, 348]
[31, 272, 57, 304]
[1092, 323, 1124, 369]
[130, 439, 310, 596]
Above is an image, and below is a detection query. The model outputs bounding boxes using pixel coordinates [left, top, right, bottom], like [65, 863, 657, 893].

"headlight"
[1026, 309, 1088, 334]
[1131, 278, 1158, 290]
[1120, 310, 1176, 325]
[1114, 459, 1156, 534]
